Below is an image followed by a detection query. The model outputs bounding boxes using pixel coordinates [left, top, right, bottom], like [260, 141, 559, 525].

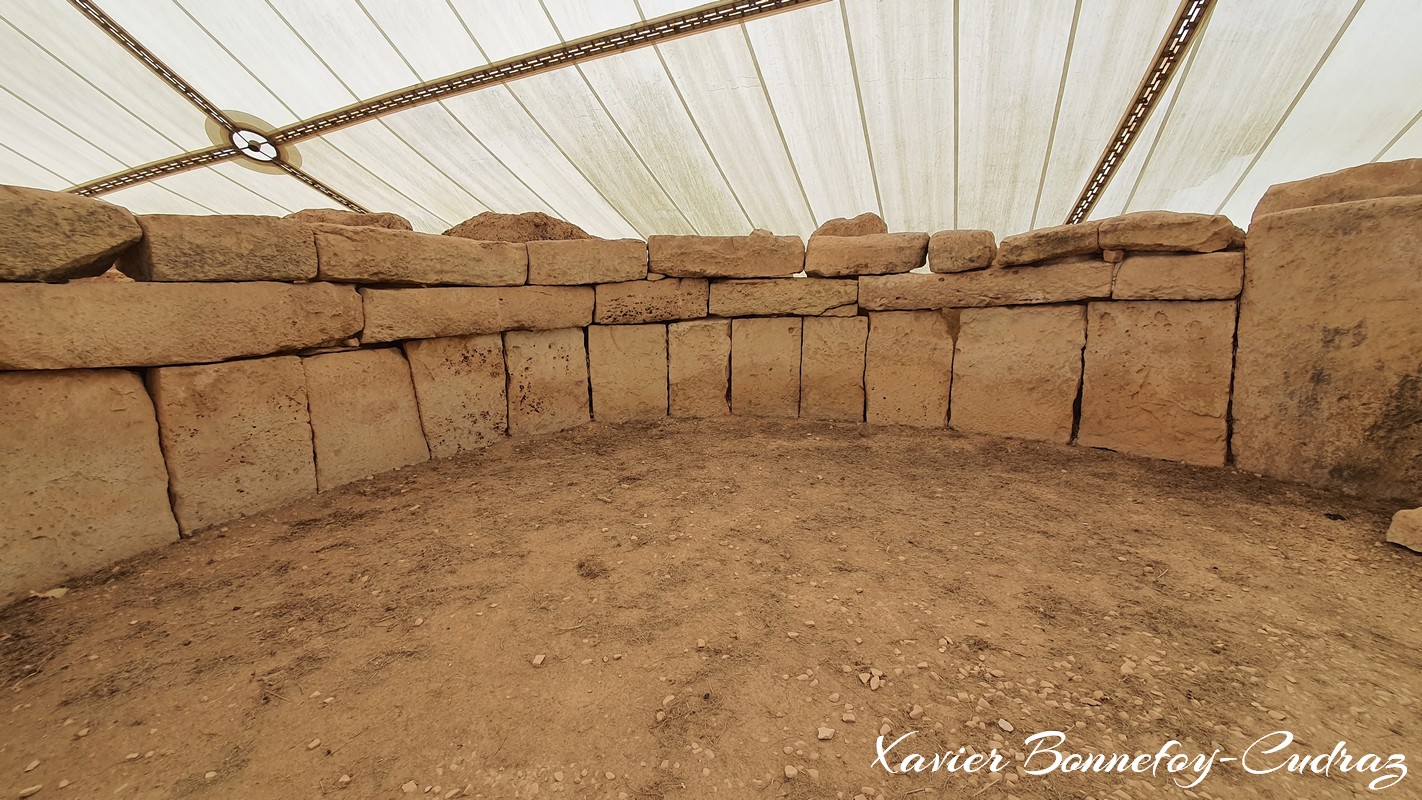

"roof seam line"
[741, 23, 817, 226]
[1029, 0, 1083, 230]
[838, 0, 884, 220]
[1121, 16, 1208, 213]
[951, 0, 960, 230]
[1372, 107, 1422, 163]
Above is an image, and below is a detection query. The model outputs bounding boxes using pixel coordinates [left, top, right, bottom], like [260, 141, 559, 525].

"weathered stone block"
[588, 324, 668, 422]
[859, 262, 1112, 310]
[403, 334, 507, 458]
[527, 238, 647, 285]
[445, 211, 589, 242]
[804, 233, 929, 277]
[648, 234, 803, 278]
[811, 213, 887, 239]
[0, 281, 362, 369]
[0, 369, 178, 603]
[668, 319, 730, 418]
[1388, 508, 1422, 553]
[950, 306, 1085, 443]
[731, 317, 802, 417]
[0, 184, 141, 282]
[360, 285, 592, 343]
[1235, 196, 1422, 502]
[709, 278, 856, 317]
[286, 208, 412, 230]
[594, 278, 707, 324]
[996, 221, 1100, 266]
[303, 349, 430, 490]
[1112, 252, 1243, 300]
[315, 224, 526, 285]
[1253, 158, 1422, 220]
[865, 311, 954, 427]
[801, 316, 867, 422]
[505, 328, 590, 435]
[1098, 211, 1237, 254]
[1078, 301, 1235, 467]
[928, 230, 996, 274]
[148, 356, 316, 534]
[120, 214, 316, 281]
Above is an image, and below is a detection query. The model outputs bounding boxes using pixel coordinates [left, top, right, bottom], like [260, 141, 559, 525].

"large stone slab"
[730, 317, 802, 417]
[403, 334, 507, 458]
[528, 238, 647, 285]
[648, 234, 803, 278]
[865, 311, 954, 427]
[709, 278, 856, 317]
[1098, 211, 1237, 253]
[148, 356, 316, 534]
[287, 208, 412, 230]
[505, 328, 590, 435]
[1388, 508, 1422, 553]
[445, 211, 589, 242]
[950, 306, 1085, 443]
[588, 324, 668, 422]
[0, 184, 142, 282]
[120, 214, 316, 281]
[303, 349, 430, 490]
[594, 278, 707, 324]
[1078, 301, 1235, 467]
[0, 281, 362, 369]
[811, 212, 886, 239]
[928, 230, 996, 274]
[1253, 158, 1422, 220]
[360, 285, 592, 343]
[314, 224, 526, 285]
[668, 319, 730, 418]
[0, 369, 178, 603]
[1112, 252, 1243, 300]
[996, 221, 1100, 266]
[804, 233, 929, 277]
[1235, 196, 1422, 502]
[859, 261, 1112, 310]
[800, 316, 867, 422]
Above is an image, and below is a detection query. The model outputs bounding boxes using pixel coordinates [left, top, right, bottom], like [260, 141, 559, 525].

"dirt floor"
[2, 418, 1419, 799]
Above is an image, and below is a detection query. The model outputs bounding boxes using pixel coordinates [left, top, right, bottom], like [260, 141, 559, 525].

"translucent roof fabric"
[2, 0, 1419, 238]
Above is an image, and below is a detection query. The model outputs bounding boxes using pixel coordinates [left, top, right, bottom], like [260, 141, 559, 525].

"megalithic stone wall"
[6, 161, 1418, 602]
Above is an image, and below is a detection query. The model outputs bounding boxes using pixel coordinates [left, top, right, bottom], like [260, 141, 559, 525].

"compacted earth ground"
[2, 419, 1419, 800]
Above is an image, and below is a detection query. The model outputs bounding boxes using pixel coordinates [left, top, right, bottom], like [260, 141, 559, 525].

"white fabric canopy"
[2, 0, 1418, 238]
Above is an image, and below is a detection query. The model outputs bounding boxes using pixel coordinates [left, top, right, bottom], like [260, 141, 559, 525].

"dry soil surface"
[2, 419, 1419, 800]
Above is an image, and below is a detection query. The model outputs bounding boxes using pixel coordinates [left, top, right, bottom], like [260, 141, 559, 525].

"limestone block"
[709, 278, 856, 317]
[804, 233, 929, 277]
[505, 328, 590, 435]
[594, 278, 707, 324]
[120, 214, 316, 281]
[648, 234, 803, 278]
[1387, 508, 1422, 553]
[865, 311, 954, 427]
[360, 285, 592, 343]
[950, 306, 1085, 443]
[928, 230, 996, 274]
[668, 319, 730, 418]
[403, 334, 507, 458]
[730, 317, 802, 417]
[1098, 211, 1237, 254]
[996, 222, 1100, 266]
[1112, 252, 1243, 300]
[527, 238, 647, 285]
[800, 316, 867, 422]
[588, 324, 668, 422]
[1234, 196, 1422, 502]
[286, 208, 412, 230]
[0, 184, 142, 282]
[1253, 158, 1422, 220]
[859, 262, 1112, 310]
[1078, 301, 1235, 467]
[445, 211, 589, 242]
[0, 369, 178, 603]
[0, 281, 362, 370]
[303, 349, 430, 490]
[314, 224, 526, 285]
[811, 213, 886, 238]
[147, 356, 316, 534]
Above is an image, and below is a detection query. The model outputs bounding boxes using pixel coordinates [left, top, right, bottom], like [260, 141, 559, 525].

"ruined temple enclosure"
[3, 2, 1422, 799]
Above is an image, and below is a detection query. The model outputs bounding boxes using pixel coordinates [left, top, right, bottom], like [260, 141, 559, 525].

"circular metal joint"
[230, 129, 279, 163]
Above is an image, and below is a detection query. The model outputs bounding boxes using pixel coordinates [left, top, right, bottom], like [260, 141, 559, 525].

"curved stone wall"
[2, 160, 1418, 601]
